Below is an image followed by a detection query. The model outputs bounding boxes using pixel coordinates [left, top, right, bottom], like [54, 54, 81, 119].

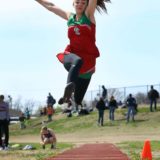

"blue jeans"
[98, 110, 104, 126]
[109, 107, 115, 121]
[150, 99, 157, 112]
[127, 106, 135, 122]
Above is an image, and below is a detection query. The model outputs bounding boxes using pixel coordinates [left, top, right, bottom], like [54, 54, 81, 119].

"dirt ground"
[10, 133, 160, 144]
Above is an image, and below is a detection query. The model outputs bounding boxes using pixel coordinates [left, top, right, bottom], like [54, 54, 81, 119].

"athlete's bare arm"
[35, 0, 71, 20]
[85, 0, 97, 24]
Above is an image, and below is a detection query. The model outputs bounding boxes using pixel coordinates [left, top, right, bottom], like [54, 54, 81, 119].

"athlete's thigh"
[63, 53, 81, 71]
[74, 77, 91, 104]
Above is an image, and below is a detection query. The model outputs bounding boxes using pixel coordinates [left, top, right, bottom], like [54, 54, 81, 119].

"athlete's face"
[42, 129, 48, 134]
[73, 0, 88, 14]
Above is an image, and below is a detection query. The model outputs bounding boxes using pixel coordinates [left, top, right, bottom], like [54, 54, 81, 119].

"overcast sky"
[0, 0, 160, 106]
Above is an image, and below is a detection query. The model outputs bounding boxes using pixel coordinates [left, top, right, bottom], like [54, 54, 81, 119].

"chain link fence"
[1, 83, 160, 111]
[84, 84, 160, 107]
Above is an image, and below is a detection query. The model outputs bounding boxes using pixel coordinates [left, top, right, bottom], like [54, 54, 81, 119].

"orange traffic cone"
[141, 140, 152, 160]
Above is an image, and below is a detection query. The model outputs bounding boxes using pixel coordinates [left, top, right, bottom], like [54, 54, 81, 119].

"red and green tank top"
[56, 13, 100, 76]
[66, 13, 100, 58]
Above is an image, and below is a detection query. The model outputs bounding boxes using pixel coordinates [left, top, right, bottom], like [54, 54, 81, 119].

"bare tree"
[13, 96, 23, 111]
[108, 88, 123, 101]
[24, 99, 36, 115]
[135, 92, 148, 104]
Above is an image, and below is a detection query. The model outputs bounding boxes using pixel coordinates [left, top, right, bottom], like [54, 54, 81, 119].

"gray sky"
[0, 0, 160, 105]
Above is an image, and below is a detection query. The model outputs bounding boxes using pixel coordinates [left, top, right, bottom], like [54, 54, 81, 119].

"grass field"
[0, 142, 74, 160]
[1, 104, 160, 160]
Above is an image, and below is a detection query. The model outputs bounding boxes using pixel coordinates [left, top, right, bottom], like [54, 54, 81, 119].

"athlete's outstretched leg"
[59, 53, 83, 104]
[74, 77, 91, 111]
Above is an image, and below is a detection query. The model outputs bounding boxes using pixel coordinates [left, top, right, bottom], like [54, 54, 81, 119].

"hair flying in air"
[96, 0, 111, 13]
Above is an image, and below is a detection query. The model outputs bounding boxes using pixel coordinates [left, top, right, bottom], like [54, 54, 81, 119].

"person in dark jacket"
[47, 93, 56, 107]
[0, 95, 10, 150]
[108, 96, 117, 121]
[148, 85, 159, 112]
[96, 97, 106, 126]
[102, 85, 107, 100]
[126, 94, 137, 122]
[19, 112, 26, 129]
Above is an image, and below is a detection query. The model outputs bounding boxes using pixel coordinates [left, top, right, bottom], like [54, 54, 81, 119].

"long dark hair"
[96, 0, 111, 13]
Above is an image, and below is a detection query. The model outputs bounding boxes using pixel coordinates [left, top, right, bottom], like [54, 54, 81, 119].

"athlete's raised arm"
[85, 0, 97, 24]
[86, 0, 97, 16]
[35, 0, 71, 20]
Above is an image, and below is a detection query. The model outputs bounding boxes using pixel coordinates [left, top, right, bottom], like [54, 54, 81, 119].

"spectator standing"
[96, 97, 106, 126]
[40, 126, 57, 149]
[148, 85, 159, 112]
[40, 109, 43, 116]
[47, 93, 56, 107]
[108, 96, 117, 121]
[0, 95, 10, 150]
[43, 107, 47, 115]
[126, 94, 137, 122]
[64, 101, 73, 117]
[19, 112, 26, 129]
[25, 107, 30, 120]
[102, 85, 107, 100]
[7, 95, 12, 109]
[46, 105, 55, 121]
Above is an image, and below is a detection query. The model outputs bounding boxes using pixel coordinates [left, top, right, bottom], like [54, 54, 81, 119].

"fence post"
[147, 85, 149, 94]
[99, 85, 101, 98]
[91, 90, 93, 107]
[124, 87, 126, 100]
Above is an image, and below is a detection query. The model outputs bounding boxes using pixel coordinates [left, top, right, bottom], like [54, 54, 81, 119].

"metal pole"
[91, 90, 93, 108]
[124, 87, 126, 101]
[99, 85, 101, 98]
[147, 85, 149, 94]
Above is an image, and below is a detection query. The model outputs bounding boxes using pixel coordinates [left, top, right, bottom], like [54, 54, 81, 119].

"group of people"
[96, 95, 118, 126]
[0, 85, 159, 150]
[0, 93, 57, 150]
[40, 85, 159, 149]
[44, 84, 160, 126]
[96, 85, 160, 126]
[40, 93, 56, 121]
[96, 93, 138, 126]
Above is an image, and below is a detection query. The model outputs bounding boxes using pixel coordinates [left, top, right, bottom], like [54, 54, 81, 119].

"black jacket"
[109, 100, 117, 108]
[148, 89, 159, 100]
[96, 99, 106, 110]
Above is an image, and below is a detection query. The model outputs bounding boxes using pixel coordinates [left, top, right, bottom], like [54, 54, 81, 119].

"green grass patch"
[9, 104, 160, 160]
[10, 105, 160, 136]
[0, 142, 74, 160]
[117, 141, 160, 160]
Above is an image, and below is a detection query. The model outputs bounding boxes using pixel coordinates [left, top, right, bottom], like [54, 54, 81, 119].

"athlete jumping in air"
[35, 0, 110, 111]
